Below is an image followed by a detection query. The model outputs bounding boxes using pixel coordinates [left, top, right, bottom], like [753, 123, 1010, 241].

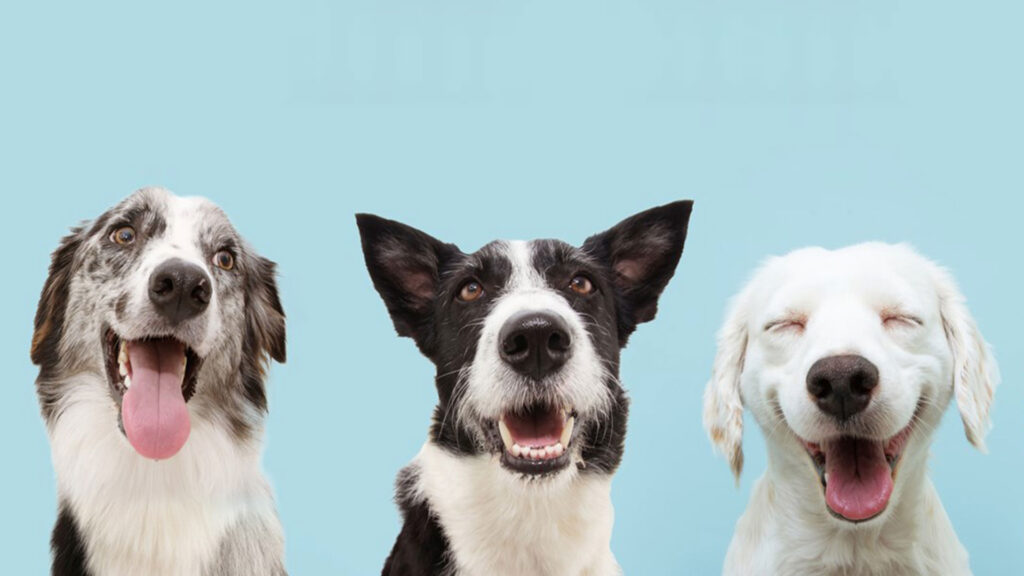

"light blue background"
[1, 1, 1021, 574]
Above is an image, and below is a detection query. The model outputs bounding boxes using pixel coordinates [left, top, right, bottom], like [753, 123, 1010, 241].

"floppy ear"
[32, 227, 85, 369]
[933, 267, 999, 451]
[582, 200, 693, 342]
[355, 213, 460, 356]
[245, 254, 286, 365]
[703, 288, 750, 482]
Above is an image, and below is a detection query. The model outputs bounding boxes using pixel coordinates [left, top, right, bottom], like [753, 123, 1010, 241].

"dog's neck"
[412, 441, 621, 576]
[48, 375, 282, 576]
[724, 440, 971, 576]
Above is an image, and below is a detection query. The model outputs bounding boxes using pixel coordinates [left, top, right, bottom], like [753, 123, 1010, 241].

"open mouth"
[496, 404, 576, 475]
[103, 328, 202, 460]
[802, 426, 912, 523]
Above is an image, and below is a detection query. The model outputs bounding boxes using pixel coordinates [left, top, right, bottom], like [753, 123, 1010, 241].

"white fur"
[48, 376, 283, 576]
[704, 243, 998, 576]
[117, 193, 223, 358]
[413, 442, 620, 576]
[462, 241, 612, 425]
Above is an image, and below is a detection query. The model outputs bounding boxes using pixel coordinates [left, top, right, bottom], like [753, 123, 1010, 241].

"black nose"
[498, 311, 573, 380]
[148, 258, 211, 324]
[806, 354, 880, 421]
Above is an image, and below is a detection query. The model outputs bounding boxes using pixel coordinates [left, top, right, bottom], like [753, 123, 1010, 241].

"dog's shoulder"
[383, 464, 452, 576]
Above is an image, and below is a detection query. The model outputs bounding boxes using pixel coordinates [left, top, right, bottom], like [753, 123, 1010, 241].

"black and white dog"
[357, 201, 692, 576]
[32, 188, 288, 576]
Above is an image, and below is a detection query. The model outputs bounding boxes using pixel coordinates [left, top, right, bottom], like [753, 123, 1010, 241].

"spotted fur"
[32, 187, 287, 576]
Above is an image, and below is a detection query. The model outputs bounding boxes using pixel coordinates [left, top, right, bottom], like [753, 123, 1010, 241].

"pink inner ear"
[614, 258, 645, 285]
[402, 269, 435, 302]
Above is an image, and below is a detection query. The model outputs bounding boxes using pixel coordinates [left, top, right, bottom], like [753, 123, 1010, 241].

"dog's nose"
[149, 258, 211, 324]
[806, 354, 880, 421]
[498, 311, 573, 381]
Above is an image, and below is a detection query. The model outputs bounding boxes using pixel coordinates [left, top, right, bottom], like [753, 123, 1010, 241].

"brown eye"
[213, 250, 235, 271]
[458, 280, 484, 302]
[569, 275, 593, 295]
[110, 226, 136, 245]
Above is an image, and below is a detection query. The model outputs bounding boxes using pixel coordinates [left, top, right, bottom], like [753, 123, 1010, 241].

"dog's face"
[32, 187, 285, 459]
[358, 202, 691, 479]
[705, 243, 998, 523]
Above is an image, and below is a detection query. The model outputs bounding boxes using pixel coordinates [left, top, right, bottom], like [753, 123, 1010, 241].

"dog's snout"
[149, 258, 211, 324]
[498, 311, 573, 381]
[806, 354, 879, 421]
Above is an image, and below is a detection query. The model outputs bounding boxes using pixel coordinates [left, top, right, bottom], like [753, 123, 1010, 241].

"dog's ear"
[32, 227, 86, 368]
[582, 201, 693, 341]
[245, 254, 286, 364]
[703, 287, 750, 482]
[356, 214, 460, 355]
[933, 267, 999, 451]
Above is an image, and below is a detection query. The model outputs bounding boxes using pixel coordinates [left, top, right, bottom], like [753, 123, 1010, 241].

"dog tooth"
[553, 443, 564, 457]
[511, 444, 522, 458]
[532, 449, 542, 459]
[498, 420, 513, 449]
[560, 417, 575, 446]
[124, 375, 132, 389]
[824, 472, 829, 484]
[545, 445, 555, 457]
[119, 363, 128, 377]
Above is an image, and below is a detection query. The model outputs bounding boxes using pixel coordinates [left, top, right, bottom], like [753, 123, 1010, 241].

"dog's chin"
[800, 421, 915, 524]
[489, 403, 579, 478]
[103, 326, 203, 460]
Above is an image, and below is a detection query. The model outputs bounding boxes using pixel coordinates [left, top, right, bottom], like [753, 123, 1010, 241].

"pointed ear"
[356, 214, 460, 354]
[32, 227, 86, 369]
[245, 254, 286, 365]
[703, 286, 750, 482]
[582, 200, 693, 339]
[933, 267, 999, 451]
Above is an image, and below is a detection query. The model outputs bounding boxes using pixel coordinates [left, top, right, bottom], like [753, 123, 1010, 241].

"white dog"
[704, 243, 998, 576]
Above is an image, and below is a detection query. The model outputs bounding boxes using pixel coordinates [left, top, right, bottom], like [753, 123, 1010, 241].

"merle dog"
[32, 188, 287, 576]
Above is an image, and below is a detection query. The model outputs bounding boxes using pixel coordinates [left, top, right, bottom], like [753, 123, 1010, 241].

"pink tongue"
[504, 409, 563, 448]
[121, 340, 191, 460]
[824, 437, 893, 521]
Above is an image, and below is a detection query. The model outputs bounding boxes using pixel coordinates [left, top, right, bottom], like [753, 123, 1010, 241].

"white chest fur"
[48, 376, 282, 576]
[724, 474, 971, 576]
[415, 442, 621, 576]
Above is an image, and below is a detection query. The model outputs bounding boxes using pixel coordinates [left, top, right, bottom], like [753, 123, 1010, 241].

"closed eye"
[764, 317, 806, 334]
[882, 313, 923, 328]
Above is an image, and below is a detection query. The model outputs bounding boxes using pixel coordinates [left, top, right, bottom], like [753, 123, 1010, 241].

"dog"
[32, 187, 288, 576]
[704, 243, 998, 576]
[357, 201, 692, 576]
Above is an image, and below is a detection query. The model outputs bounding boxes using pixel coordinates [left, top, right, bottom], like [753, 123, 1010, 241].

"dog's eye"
[213, 250, 235, 271]
[765, 319, 805, 333]
[882, 314, 922, 328]
[458, 280, 484, 302]
[569, 275, 594, 295]
[110, 226, 136, 246]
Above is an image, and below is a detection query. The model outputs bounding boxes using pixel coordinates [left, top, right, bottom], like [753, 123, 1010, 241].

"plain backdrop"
[2, 1, 1021, 574]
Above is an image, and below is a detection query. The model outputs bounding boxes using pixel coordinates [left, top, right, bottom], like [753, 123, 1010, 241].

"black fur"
[358, 201, 692, 574]
[51, 506, 91, 576]
[381, 467, 452, 576]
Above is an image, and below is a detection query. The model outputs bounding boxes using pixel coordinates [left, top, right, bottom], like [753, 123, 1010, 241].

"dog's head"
[704, 242, 998, 523]
[358, 201, 691, 479]
[32, 187, 286, 459]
